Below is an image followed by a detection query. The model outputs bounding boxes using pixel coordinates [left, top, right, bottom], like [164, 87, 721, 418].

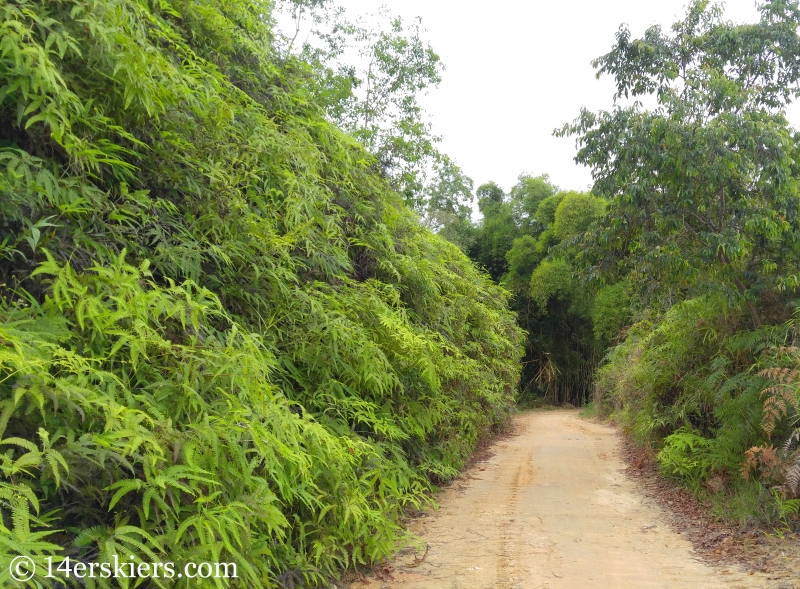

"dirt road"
[353, 410, 776, 589]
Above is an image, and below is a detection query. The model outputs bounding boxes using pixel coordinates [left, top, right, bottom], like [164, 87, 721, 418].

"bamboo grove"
[456, 179, 617, 407]
[0, 0, 523, 586]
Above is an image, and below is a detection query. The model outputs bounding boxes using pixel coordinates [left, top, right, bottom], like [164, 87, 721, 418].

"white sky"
[280, 1, 799, 194]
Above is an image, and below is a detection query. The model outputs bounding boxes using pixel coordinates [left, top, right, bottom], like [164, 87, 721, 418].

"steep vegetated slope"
[0, 0, 523, 586]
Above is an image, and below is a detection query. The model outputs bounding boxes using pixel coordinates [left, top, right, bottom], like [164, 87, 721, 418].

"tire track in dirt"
[349, 410, 777, 589]
[496, 454, 532, 589]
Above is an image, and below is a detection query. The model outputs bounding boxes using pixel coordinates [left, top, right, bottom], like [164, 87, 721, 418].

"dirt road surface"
[352, 410, 777, 589]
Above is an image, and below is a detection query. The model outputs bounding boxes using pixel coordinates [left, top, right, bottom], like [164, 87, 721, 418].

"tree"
[476, 181, 506, 211]
[468, 176, 559, 278]
[470, 182, 516, 280]
[509, 173, 559, 233]
[558, 0, 800, 328]
[422, 154, 476, 250]
[277, 1, 474, 214]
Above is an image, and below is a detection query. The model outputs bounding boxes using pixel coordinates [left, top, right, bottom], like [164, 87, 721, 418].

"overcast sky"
[281, 1, 798, 194]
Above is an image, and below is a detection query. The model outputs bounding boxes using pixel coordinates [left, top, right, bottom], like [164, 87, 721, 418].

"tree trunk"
[717, 249, 762, 329]
[733, 275, 762, 329]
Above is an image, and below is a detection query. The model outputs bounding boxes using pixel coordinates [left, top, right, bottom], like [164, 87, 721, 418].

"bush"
[657, 429, 713, 491]
[595, 293, 800, 524]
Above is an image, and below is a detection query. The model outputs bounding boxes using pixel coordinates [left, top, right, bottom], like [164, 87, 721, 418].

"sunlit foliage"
[0, 0, 523, 586]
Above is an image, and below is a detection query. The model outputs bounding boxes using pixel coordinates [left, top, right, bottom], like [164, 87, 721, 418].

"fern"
[657, 429, 713, 490]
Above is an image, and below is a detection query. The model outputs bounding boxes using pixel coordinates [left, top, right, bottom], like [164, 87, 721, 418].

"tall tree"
[277, 1, 473, 214]
[422, 154, 476, 250]
[470, 182, 516, 280]
[558, 0, 800, 328]
[508, 173, 559, 233]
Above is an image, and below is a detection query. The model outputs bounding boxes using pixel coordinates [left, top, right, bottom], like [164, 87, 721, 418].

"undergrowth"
[578, 401, 597, 418]
[595, 295, 800, 529]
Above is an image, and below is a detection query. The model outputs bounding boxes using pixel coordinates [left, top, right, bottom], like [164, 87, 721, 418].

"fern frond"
[786, 460, 800, 494]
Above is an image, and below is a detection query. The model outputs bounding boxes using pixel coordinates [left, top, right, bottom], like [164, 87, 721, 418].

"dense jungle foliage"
[452, 177, 621, 406]
[560, 0, 800, 526]
[4, 0, 800, 583]
[0, 0, 523, 586]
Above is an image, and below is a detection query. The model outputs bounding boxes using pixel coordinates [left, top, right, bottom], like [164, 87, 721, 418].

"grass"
[579, 401, 598, 418]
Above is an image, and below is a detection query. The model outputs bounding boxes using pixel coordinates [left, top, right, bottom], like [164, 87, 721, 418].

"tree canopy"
[558, 0, 800, 328]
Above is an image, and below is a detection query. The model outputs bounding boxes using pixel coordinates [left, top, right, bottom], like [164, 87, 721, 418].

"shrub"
[596, 293, 800, 524]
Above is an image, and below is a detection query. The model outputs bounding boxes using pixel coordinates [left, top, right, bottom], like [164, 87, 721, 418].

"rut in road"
[352, 410, 774, 589]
